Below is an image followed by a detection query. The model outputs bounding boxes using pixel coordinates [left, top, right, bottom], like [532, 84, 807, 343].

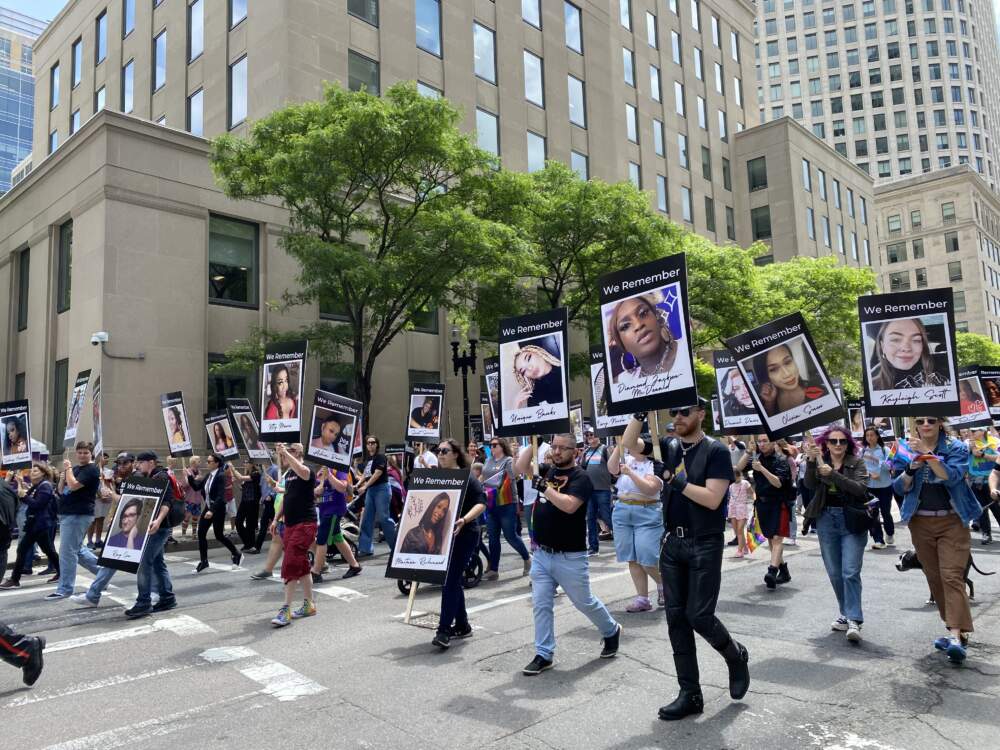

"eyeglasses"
[915, 418, 939, 426]
[438, 448, 453, 455]
[827, 438, 849, 445]
[549, 444, 573, 452]
[366, 440, 377, 445]
[490, 442, 500, 447]
[668, 407, 694, 418]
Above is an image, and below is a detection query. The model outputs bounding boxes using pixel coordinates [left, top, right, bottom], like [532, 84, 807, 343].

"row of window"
[885, 200, 956, 235]
[759, 30, 978, 63]
[761, 0, 970, 19]
[762, 13, 974, 43]
[888, 263, 964, 289]
[885, 230, 958, 263]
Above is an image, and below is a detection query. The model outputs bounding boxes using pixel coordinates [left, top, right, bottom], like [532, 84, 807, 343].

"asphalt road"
[2, 521, 998, 750]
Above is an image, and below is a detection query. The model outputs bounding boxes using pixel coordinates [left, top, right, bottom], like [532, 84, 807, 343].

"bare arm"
[281, 450, 311, 480]
[543, 485, 584, 514]
[514, 445, 533, 476]
[672, 477, 731, 511]
[607, 444, 622, 476]
[620, 416, 644, 456]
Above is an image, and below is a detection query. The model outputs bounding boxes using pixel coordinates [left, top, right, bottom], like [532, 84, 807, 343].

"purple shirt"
[318, 471, 349, 518]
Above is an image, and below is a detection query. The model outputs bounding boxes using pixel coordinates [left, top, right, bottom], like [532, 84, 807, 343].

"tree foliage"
[956, 331, 1000, 367]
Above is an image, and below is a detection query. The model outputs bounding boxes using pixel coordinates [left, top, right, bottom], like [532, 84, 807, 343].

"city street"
[3, 524, 999, 750]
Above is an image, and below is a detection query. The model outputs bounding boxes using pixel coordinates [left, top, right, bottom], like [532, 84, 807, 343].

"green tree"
[955, 331, 1000, 366]
[210, 82, 520, 428]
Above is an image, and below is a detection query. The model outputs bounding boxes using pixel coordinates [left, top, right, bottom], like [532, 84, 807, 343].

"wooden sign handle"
[650, 411, 663, 463]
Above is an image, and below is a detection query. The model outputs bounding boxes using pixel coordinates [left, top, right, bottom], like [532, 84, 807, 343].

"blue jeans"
[84, 565, 117, 603]
[56, 514, 94, 595]
[587, 490, 613, 553]
[358, 483, 397, 554]
[136, 527, 173, 609]
[486, 503, 529, 571]
[438, 525, 480, 634]
[531, 547, 618, 661]
[817, 507, 866, 623]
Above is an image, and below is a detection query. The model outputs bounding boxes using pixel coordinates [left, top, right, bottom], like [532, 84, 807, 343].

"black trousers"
[235, 500, 260, 549]
[255, 501, 276, 551]
[972, 483, 1000, 537]
[198, 504, 240, 564]
[659, 533, 735, 693]
[0, 524, 10, 583]
[8, 526, 59, 584]
[0, 622, 32, 669]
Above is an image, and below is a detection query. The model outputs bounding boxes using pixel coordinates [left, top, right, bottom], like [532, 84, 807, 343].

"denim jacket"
[891, 435, 981, 525]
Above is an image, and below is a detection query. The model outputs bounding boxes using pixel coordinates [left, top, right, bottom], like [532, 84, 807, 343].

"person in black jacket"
[1, 464, 59, 589]
[737, 435, 794, 590]
[187, 452, 242, 573]
[622, 399, 749, 722]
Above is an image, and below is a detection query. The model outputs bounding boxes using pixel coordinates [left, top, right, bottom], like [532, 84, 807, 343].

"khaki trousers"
[909, 514, 974, 633]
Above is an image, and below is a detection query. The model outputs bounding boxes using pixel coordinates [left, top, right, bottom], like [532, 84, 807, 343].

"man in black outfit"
[623, 399, 749, 721]
[0, 623, 44, 685]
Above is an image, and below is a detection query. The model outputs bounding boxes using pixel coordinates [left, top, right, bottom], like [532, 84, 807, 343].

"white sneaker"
[831, 616, 849, 631]
[70, 593, 98, 607]
[846, 621, 863, 643]
[886, 535, 895, 546]
[871, 542, 886, 550]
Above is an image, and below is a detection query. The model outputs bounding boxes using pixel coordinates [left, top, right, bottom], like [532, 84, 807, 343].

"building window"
[802, 159, 811, 191]
[954, 291, 966, 313]
[620, 0, 631, 29]
[416, 81, 441, 98]
[189, 0, 204, 61]
[524, 50, 544, 106]
[751, 206, 772, 240]
[523, 0, 541, 28]
[48, 130, 58, 154]
[14, 373, 25, 400]
[473, 23, 496, 83]
[889, 271, 910, 290]
[123, 0, 135, 36]
[945, 231, 959, 252]
[705, 197, 716, 232]
[565, 2, 582, 53]
[911, 210, 922, 229]
[208, 354, 254, 413]
[626, 103, 638, 142]
[623, 48, 634, 87]
[230, 0, 247, 29]
[347, 50, 379, 94]
[348, 0, 379, 26]
[568, 75, 586, 127]
[229, 56, 248, 126]
[822, 216, 831, 247]
[16, 249, 29, 331]
[153, 31, 167, 91]
[527, 132, 545, 172]
[96, 11, 108, 64]
[416, 0, 442, 56]
[650, 65, 661, 101]
[70, 109, 80, 134]
[678, 134, 688, 169]
[915, 267, 927, 288]
[913, 239, 924, 259]
[726, 206, 736, 241]
[681, 186, 693, 222]
[476, 109, 499, 155]
[656, 175, 667, 212]
[209, 215, 258, 307]
[646, 12, 658, 48]
[806, 207, 816, 239]
[942, 201, 956, 224]
[628, 162, 641, 188]
[653, 119, 664, 156]
[887, 242, 907, 263]
[50, 63, 59, 109]
[95, 86, 105, 112]
[52, 359, 69, 448]
[956, 321, 969, 333]
[571, 150, 588, 179]
[747, 156, 767, 190]
[187, 88, 204, 136]
[887, 214, 902, 235]
[57, 220, 73, 313]
[722, 158, 731, 191]
[122, 59, 134, 113]
[948, 261, 962, 281]
[71, 38, 82, 88]
[674, 81, 685, 116]
[701, 146, 711, 180]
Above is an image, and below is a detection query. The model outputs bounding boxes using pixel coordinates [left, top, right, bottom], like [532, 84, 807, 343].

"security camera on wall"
[90, 331, 109, 346]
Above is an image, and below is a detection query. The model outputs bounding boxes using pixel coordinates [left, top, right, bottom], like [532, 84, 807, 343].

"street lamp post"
[450, 324, 479, 444]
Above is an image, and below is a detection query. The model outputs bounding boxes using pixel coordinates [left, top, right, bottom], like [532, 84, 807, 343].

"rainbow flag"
[745, 511, 766, 552]
[885, 439, 915, 470]
[495, 473, 516, 506]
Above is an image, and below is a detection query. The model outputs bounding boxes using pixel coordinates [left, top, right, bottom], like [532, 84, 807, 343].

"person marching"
[430, 438, 487, 649]
[513, 433, 621, 675]
[269, 443, 318, 627]
[737, 435, 793, 590]
[481, 437, 530, 580]
[1, 463, 60, 589]
[899, 417, 981, 664]
[861, 426, 895, 549]
[311, 466, 362, 582]
[187, 453, 243, 573]
[622, 400, 749, 721]
[579, 429, 614, 555]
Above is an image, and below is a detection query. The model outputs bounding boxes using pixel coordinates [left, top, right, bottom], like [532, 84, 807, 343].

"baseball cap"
[136, 450, 158, 462]
[116, 452, 135, 463]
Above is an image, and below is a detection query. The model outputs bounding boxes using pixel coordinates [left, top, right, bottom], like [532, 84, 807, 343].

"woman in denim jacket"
[891, 416, 980, 664]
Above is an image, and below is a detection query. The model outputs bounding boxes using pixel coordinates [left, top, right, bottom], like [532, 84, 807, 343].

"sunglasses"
[668, 407, 695, 418]
[490, 442, 500, 447]
[915, 418, 939, 426]
[827, 438, 850, 445]
[438, 448, 453, 455]
[366, 440, 377, 445]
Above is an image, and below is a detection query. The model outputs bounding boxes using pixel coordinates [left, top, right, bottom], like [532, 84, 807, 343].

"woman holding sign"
[430, 438, 487, 650]
[605, 294, 679, 385]
[894, 417, 981, 665]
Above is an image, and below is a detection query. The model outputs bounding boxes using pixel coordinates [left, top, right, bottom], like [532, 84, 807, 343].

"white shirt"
[417, 450, 438, 468]
[205, 468, 219, 497]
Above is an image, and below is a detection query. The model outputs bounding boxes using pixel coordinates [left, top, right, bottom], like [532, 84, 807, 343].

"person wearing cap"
[607, 433, 664, 612]
[622, 399, 749, 721]
[578, 430, 614, 554]
[124, 451, 179, 618]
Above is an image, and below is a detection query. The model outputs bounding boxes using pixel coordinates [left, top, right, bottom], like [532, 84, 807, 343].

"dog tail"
[970, 558, 997, 577]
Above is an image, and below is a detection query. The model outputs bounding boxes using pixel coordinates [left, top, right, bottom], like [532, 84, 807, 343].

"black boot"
[764, 566, 778, 590]
[22, 636, 45, 686]
[776, 562, 791, 584]
[658, 691, 704, 721]
[719, 639, 750, 700]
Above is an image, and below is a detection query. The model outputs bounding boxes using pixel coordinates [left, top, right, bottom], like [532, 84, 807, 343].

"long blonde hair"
[513, 345, 562, 390]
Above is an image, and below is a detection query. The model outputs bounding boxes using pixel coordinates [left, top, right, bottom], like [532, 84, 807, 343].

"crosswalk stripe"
[47, 614, 214, 654]
[4, 664, 196, 708]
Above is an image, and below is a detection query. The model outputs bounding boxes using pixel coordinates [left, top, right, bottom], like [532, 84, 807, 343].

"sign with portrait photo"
[589, 347, 630, 438]
[260, 340, 308, 443]
[64, 370, 91, 447]
[858, 288, 959, 417]
[226, 398, 270, 462]
[724, 312, 842, 440]
[306, 389, 362, 471]
[97, 475, 169, 574]
[480, 393, 494, 441]
[0, 400, 32, 470]
[160, 392, 192, 458]
[468, 415, 485, 444]
[204, 412, 239, 459]
[951, 367, 993, 428]
[497, 308, 571, 436]
[598, 254, 697, 415]
[711, 397, 723, 434]
[979, 366, 1000, 421]
[569, 399, 585, 445]
[385, 468, 470, 586]
[712, 350, 764, 435]
[846, 399, 866, 438]
[405, 384, 444, 442]
[92, 376, 103, 455]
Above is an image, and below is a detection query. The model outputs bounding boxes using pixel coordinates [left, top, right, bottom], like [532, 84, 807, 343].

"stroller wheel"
[462, 554, 484, 589]
[397, 579, 412, 596]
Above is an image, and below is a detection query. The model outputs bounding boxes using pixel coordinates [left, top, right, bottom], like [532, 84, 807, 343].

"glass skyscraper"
[0, 7, 46, 194]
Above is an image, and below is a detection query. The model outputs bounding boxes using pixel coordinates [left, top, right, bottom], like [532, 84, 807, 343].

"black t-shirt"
[460, 477, 487, 531]
[753, 452, 792, 503]
[532, 463, 592, 552]
[59, 462, 101, 516]
[365, 454, 389, 486]
[918, 480, 951, 511]
[660, 437, 734, 536]
[282, 469, 317, 527]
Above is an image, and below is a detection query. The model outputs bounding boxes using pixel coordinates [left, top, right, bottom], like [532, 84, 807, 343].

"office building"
[0, 6, 45, 193]
[754, 0, 1000, 190]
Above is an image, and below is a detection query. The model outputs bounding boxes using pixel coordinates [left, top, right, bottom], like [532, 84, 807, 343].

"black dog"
[896, 549, 995, 600]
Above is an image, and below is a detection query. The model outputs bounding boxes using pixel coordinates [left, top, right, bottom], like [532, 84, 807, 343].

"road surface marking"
[314, 584, 367, 601]
[4, 664, 196, 708]
[237, 657, 327, 701]
[47, 614, 214, 653]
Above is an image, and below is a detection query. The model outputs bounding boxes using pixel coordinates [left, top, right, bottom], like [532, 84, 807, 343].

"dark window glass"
[348, 0, 378, 25]
[751, 205, 772, 239]
[348, 50, 380, 93]
[747, 156, 768, 190]
[208, 354, 254, 413]
[52, 359, 69, 448]
[208, 215, 258, 306]
[17, 248, 29, 331]
[57, 220, 72, 313]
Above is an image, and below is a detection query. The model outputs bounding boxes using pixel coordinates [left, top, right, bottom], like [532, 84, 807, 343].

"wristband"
[669, 476, 688, 494]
